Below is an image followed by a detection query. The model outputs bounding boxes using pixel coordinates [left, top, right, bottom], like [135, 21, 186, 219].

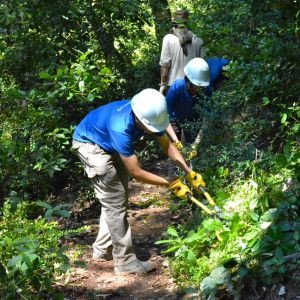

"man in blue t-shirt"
[72, 88, 206, 275]
[165, 57, 228, 178]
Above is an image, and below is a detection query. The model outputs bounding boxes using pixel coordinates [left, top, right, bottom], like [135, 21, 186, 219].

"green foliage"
[0, 200, 88, 299]
[0, 53, 113, 202]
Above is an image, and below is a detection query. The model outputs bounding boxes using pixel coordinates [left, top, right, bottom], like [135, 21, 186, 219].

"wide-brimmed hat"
[171, 10, 189, 24]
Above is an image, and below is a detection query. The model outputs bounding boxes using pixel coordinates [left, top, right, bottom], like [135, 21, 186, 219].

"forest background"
[1, 0, 300, 299]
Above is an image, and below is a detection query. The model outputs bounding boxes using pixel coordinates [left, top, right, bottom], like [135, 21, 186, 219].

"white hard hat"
[184, 58, 210, 86]
[131, 88, 169, 133]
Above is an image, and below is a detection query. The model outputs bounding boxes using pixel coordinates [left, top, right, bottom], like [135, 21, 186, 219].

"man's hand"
[159, 84, 168, 96]
[173, 140, 183, 149]
[184, 170, 205, 193]
[168, 177, 192, 200]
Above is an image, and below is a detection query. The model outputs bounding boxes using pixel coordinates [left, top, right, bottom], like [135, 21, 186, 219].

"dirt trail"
[54, 159, 188, 300]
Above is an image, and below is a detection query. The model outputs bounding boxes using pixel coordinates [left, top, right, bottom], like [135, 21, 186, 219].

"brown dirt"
[53, 159, 189, 300]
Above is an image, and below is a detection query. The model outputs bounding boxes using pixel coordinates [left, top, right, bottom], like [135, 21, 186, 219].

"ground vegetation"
[1, 0, 300, 299]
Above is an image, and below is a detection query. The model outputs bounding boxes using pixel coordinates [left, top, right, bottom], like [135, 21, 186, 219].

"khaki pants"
[72, 140, 136, 266]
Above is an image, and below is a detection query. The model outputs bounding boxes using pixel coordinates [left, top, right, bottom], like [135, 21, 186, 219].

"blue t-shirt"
[73, 100, 164, 157]
[166, 78, 205, 122]
[206, 58, 228, 97]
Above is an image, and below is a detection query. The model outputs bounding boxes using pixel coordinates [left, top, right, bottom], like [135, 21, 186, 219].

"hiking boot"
[114, 259, 155, 275]
[92, 252, 113, 262]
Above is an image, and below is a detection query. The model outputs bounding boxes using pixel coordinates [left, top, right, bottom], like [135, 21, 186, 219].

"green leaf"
[281, 113, 287, 124]
[57, 69, 63, 75]
[161, 246, 180, 253]
[184, 234, 204, 245]
[238, 266, 248, 277]
[87, 94, 94, 102]
[45, 209, 53, 219]
[100, 67, 111, 75]
[56, 133, 65, 139]
[44, 277, 55, 294]
[261, 209, 277, 221]
[4, 14, 14, 26]
[22, 254, 33, 268]
[281, 243, 296, 255]
[274, 247, 283, 259]
[32, 276, 41, 292]
[219, 230, 230, 241]
[277, 221, 292, 231]
[80, 54, 86, 61]
[202, 219, 223, 231]
[267, 226, 279, 241]
[210, 266, 227, 277]
[216, 167, 224, 179]
[61, 263, 71, 273]
[32, 257, 39, 270]
[79, 80, 84, 92]
[249, 198, 258, 210]
[186, 251, 196, 263]
[154, 239, 174, 244]
[73, 261, 89, 268]
[50, 294, 64, 300]
[250, 212, 259, 222]
[167, 228, 178, 237]
[18, 90, 26, 96]
[206, 168, 214, 178]
[293, 231, 300, 241]
[36, 201, 52, 209]
[56, 246, 68, 256]
[215, 189, 228, 200]
[276, 225, 283, 241]
[15, 246, 28, 252]
[7, 255, 22, 267]
[281, 232, 293, 243]
[54, 210, 71, 218]
[275, 154, 288, 168]
[229, 214, 240, 233]
[39, 72, 51, 80]
[263, 97, 269, 105]
[259, 237, 277, 252]
[185, 288, 199, 294]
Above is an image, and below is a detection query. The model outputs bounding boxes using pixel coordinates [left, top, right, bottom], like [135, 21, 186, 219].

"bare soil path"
[54, 159, 187, 300]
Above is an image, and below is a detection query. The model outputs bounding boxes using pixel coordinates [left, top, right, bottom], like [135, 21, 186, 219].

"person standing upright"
[159, 10, 205, 96]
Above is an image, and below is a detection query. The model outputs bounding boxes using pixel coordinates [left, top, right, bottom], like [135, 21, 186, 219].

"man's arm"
[165, 122, 179, 143]
[156, 133, 190, 176]
[120, 154, 170, 187]
[160, 66, 169, 85]
[159, 67, 169, 96]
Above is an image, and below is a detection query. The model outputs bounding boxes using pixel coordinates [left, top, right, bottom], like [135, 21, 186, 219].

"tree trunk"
[149, 0, 171, 42]
[90, 18, 132, 78]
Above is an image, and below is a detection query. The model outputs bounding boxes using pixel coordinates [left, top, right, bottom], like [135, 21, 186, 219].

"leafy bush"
[0, 200, 88, 299]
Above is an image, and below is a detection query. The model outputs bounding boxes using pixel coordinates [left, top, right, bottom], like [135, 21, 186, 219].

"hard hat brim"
[189, 78, 210, 87]
[143, 116, 170, 133]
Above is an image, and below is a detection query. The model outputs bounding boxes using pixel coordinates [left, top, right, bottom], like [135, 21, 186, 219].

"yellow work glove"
[168, 178, 193, 200]
[186, 143, 198, 161]
[184, 170, 206, 194]
[173, 141, 183, 149]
